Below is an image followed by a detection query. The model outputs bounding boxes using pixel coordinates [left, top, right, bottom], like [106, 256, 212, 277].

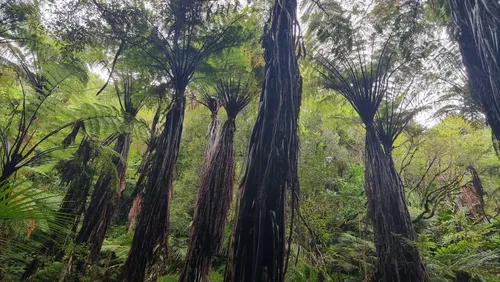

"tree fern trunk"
[180, 116, 236, 282]
[467, 165, 488, 221]
[120, 95, 186, 282]
[224, 0, 302, 281]
[124, 105, 161, 231]
[22, 139, 96, 281]
[46, 162, 94, 259]
[204, 110, 221, 162]
[450, 0, 500, 140]
[75, 133, 131, 270]
[365, 125, 424, 282]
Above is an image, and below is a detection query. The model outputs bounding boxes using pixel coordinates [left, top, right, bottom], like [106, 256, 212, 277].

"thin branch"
[95, 41, 125, 96]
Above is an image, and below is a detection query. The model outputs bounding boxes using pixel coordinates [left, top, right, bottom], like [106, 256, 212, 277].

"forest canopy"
[0, 0, 499, 282]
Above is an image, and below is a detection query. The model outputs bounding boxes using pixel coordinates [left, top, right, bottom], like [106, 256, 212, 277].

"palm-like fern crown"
[216, 78, 251, 119]
[320, 43, 394, 125]
[131, 1, 252, 94]
[320, 39, 429, 151]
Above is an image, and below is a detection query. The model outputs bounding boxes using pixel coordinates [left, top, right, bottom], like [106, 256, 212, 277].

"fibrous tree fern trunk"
[224, 1, 302, 281]
[70, 73, 142, 273]
[22, 138, 97, 281]
[365, 126, 424, 282]
[75, 133, 131, 269]
[47, 138, 97, 258]
[203, 96, 221, 159]
[450, 0, 500, 140]
[179, 118, 232, 282]
[125, 104, 161, 231]
[319, 43, 424, 281]
[467, 165, 488, 221]
[120, 93, 186, 282]
[120, 0, 245, 279]
[179, 81, 249, 282]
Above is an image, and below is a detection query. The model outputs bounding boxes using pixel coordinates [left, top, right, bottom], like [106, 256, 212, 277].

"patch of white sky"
[301, 0, 465, 128]
[40, 0, 257, 83]
[37, 0, 464, 127]
[40, 0, 111, 81]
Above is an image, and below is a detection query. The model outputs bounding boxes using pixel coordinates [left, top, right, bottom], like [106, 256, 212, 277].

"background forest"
[0, 0, 499, 281]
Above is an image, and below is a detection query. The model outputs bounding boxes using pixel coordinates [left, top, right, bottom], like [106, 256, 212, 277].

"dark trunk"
[0, 164, 16, 185]
[120, 94, 186, 282]
[124, 105, 161, 231]
[75, 133, 131, 270]
[455, 24, 500, 140]
[46, 147, 96, 258]
[21, 139, 96, 281]
[224, 1, 301, 281]
[365, 125, 424, 282]
[179, 117, 235, 282]
[467, 165, 488, 221]
[0, 158, 20, 204]
[451, 0, 500, 140]
[204, 109, 221, 161]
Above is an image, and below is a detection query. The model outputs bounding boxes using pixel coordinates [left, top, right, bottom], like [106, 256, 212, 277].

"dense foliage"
[0, 0, 499, 281]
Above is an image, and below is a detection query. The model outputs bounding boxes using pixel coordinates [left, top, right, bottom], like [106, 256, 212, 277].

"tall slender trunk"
[46, 143, 96, 259]
[123, 105, 161, 230]
[179, 116, 235, 282]
[21, 139, 96, 281]
[120, 94, 186, 282]
[365, 125, 424, 282]
[455, 21, 500, 139]
[451, 0, 500, 140]
[75, 133, 131, 269]
[467, 165, 489, 221]
[224, 1, 302, 281]
[204, 109, 221, 161]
